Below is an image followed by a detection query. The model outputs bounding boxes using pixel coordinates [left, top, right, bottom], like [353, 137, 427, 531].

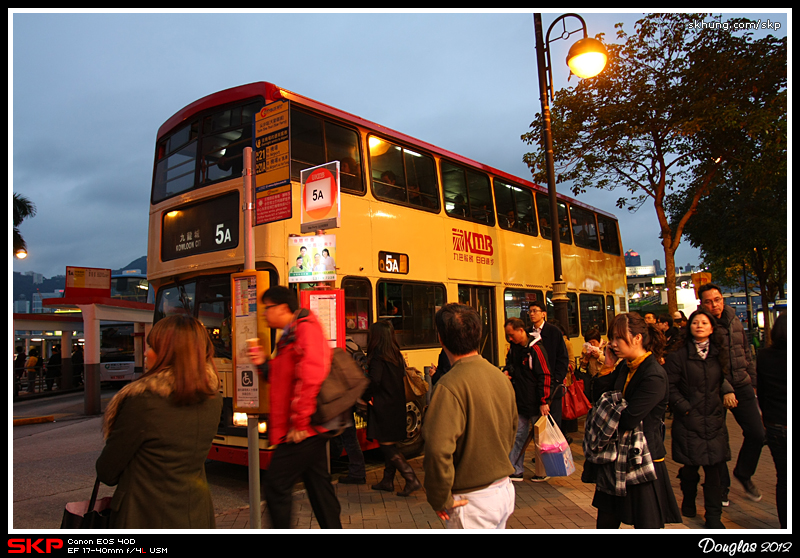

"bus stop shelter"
[24, 296, 154, 414]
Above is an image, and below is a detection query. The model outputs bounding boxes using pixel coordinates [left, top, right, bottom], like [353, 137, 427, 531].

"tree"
[672, 118, 787, 344]
[13, 192, 37, 258]
[522, 13, 787, 314]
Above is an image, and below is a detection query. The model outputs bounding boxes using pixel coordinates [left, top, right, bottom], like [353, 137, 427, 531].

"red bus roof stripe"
[156, 81, 617, 220]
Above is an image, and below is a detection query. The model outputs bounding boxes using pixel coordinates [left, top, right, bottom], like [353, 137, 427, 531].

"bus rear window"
[598, 215, 621, 255]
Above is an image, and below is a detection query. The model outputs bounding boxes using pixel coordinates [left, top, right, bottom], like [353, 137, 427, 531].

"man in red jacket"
[248, 285, 341, 529]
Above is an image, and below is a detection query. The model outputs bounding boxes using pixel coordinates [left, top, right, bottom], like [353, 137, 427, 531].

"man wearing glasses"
[698, 283, 765, 506]
[527, 301, 570, 435]
[247, 285, 342, 529]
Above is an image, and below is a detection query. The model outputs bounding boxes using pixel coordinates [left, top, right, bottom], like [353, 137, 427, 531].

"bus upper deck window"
[442, 161, 494, 226]
[494, 179, 537, 236]
[291, 109, 364, 194]
[370, 137, 438, 210]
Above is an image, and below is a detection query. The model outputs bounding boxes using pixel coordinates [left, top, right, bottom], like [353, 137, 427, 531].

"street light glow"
[567, 37, 608, 78]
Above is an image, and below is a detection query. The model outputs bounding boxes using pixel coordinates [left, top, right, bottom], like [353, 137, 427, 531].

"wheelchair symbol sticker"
[241, 370, 254, 387]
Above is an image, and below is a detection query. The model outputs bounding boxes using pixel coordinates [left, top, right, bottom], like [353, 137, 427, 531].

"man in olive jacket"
[423, 304, 518, 529]
[699, 284, 765, 504]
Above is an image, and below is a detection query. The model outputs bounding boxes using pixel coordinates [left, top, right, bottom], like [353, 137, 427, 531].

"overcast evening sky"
[9, 9, 790, 282]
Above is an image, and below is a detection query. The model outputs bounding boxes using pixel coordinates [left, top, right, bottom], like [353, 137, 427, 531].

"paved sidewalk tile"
[216, 412, 783, 531]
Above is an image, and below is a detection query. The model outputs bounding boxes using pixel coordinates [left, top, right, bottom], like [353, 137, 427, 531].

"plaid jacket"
[584, 390, 657, 496]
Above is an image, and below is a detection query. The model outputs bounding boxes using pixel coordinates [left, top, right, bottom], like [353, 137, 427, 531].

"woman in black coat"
[364, 320, 420, 497]
[665, 308, 733, 529]
[592, 312, 681, 529]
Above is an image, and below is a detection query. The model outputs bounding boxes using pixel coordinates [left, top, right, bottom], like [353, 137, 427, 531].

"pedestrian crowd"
[13, 343, 84, 396]
[88, 282, 784, 530]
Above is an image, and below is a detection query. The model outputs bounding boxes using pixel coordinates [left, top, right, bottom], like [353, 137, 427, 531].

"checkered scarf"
[584, 390, 657, 496]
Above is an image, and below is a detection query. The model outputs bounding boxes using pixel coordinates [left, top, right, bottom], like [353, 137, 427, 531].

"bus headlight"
[233, 412, 267, 434]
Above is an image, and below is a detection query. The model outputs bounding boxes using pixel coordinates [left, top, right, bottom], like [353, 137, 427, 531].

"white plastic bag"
[538, 415, 575, 477]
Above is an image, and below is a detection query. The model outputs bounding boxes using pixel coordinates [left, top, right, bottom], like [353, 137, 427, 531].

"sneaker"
[734, 474, 762, 502]
[721, 488, 730, 507]
[530, 475, 550, 482]
[510, 473, 524, 482]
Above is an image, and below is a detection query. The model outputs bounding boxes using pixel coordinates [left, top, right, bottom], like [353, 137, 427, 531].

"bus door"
[457, 285, 497, 366]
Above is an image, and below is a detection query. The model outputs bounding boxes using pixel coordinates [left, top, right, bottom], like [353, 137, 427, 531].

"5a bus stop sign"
[300, 162, 341, 233]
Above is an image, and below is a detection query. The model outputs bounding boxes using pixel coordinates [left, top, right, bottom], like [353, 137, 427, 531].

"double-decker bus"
[99, 272, 151, 384]
[147, 82, 626, 467]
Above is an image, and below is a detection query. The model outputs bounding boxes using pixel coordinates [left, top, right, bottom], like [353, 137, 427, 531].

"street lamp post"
[532, 13, 607, 331]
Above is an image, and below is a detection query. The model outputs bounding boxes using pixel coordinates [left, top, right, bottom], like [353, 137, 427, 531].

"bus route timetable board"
[253, 99, 291, 226]
[301, 289, 345, 350]
[232, 274, 260, 409]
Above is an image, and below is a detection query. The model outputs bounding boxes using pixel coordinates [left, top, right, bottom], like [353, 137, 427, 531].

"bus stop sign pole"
[243, 147, 261, 529]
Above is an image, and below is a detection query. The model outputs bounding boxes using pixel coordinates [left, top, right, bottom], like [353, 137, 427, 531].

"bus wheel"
[398, 398, 425, 458]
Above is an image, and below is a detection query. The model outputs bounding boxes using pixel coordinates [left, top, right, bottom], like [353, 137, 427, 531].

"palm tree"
[13, 193, 36, 258]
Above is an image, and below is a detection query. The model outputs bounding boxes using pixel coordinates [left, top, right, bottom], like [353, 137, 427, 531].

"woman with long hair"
[96, 315, 222, 528]
[591, 312, 681, 529]
[365, 320, 421, 497]
[665, 308, 732, 528]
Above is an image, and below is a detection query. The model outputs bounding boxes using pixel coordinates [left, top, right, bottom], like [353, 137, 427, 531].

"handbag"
[403, 366, 429, 400]
[61, 478, 112, 529]
[562, 373, 592, 420]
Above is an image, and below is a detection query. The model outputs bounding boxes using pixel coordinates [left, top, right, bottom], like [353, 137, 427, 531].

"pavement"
[14, 388, 783, 531]
[214, 412, 785, 531]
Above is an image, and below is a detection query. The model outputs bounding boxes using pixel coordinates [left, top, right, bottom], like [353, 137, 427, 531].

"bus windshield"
[153, 275, 232, 359]
[152, 100, 264, 204]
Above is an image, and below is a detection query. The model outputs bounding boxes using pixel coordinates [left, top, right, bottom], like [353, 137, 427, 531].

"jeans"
[446, 477, 515, 529]
[509, 414, 539, 475]
[330, 424, 366, 478]
[721, 391, 765, 488]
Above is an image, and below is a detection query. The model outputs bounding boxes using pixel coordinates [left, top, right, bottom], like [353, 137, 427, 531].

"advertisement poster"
[288, 235, 336, 283]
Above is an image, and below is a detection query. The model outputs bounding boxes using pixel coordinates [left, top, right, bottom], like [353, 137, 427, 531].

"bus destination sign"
[254, 100, 291, 226]
[161, 191, 239, 262]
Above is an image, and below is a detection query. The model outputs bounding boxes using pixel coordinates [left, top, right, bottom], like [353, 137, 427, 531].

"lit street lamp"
[533, 13, 607, 332]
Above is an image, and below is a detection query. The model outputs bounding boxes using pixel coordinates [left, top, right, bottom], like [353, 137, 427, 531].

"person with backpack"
[247, 285, 342, 529]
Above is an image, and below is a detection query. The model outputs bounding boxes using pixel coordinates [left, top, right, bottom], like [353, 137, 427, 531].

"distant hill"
[114, 256, 147, 275]
[13, 256, 147, 306]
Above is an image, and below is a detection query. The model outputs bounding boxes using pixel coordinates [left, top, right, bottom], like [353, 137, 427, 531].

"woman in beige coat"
[96, 315, 222, 529]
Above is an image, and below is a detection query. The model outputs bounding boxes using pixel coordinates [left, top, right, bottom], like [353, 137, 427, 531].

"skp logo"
[9, 539, 64, 554]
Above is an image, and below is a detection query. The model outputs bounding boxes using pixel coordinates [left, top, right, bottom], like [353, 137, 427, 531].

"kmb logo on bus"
[452, 229, 495, 265]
